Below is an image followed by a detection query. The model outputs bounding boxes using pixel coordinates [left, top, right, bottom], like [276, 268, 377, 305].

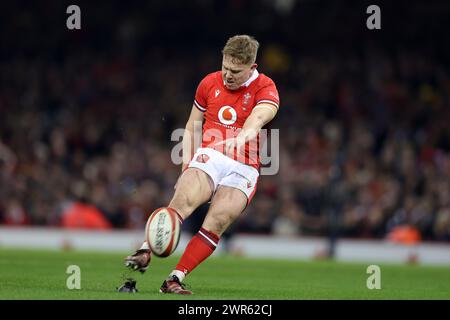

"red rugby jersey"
[193, 70, 280, 169]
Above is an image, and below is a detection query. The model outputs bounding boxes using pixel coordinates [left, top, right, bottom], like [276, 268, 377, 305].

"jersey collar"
[222, 69, 260, 89]
[242, 69, 259, 87]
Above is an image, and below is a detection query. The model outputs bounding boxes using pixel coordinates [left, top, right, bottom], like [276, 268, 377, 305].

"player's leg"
[124, 168, 214, 272]
[168, 167, 214, 220]
[160, 185, 248, 294]
[201, 186, 247, 235]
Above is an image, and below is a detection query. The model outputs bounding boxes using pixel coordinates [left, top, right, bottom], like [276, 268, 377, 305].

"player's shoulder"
[256, 73, 277, 88]
[198, 71, 221, 87]
[253, 73, 280, 104]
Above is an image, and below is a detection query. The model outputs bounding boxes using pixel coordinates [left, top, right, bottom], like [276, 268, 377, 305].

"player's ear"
[251, 63, 258, 70]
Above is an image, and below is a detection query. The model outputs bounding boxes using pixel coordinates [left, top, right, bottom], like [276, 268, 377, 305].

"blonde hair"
[222, 35, 260, 65]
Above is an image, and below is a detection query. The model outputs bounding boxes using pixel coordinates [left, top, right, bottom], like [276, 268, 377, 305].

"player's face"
[222, 55, 257, 90]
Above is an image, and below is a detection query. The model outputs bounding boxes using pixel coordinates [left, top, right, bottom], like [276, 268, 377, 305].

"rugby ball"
[145, 207, 181, 257]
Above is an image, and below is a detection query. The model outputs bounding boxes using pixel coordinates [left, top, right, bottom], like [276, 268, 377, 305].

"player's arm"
[181, 104, 204, 172]
[237, 103, 278, 143]
[217, 103, 278, 153]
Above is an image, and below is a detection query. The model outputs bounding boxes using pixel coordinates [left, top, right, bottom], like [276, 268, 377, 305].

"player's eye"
[223, 66, 240, 74]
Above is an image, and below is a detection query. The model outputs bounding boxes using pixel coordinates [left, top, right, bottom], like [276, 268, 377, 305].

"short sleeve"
[193, 76, 210, 112]
[255, 80, 280, 110]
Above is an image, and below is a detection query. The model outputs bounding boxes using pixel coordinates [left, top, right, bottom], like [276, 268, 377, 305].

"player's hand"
[214, 136, 245, 157]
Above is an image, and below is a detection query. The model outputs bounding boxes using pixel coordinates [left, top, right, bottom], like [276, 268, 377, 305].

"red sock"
[175, 227, 219, 276]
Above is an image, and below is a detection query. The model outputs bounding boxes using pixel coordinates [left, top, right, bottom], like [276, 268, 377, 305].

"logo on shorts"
[247, 181, 252, 188]
[196, 154, 210, 163]
[218, 106, 237, 125]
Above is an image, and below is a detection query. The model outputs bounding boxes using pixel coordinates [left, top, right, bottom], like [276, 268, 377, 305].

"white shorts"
[188, 147, 259, 203]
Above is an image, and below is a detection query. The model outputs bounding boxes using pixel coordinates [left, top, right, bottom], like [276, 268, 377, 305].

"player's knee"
[204, 214, 231, 235]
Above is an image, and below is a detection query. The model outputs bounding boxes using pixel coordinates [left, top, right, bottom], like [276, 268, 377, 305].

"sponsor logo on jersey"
[215, 89, 221, 98]
[217, 105, 237, 125]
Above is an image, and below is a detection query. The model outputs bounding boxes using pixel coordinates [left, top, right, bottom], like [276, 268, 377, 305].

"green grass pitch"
[0, 248, 449, 299]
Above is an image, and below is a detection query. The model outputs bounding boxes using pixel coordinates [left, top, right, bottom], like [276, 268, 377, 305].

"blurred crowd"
[0, 1, 449, 241]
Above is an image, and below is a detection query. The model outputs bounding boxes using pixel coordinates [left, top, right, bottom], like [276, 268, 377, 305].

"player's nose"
[223, 70, 232, 78]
